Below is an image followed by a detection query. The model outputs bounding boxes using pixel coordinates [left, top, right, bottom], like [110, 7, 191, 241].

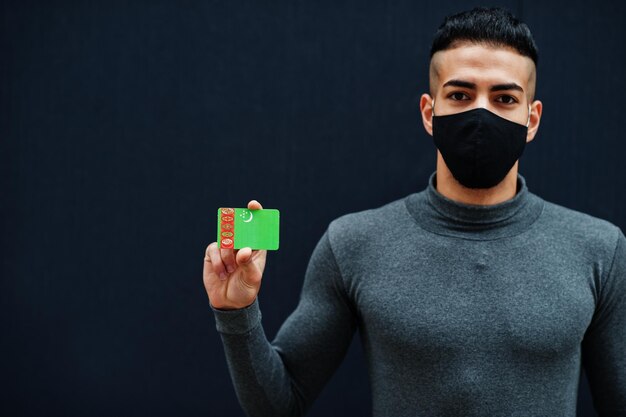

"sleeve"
[582, 228, 626, 416]
[210, 229, 358, 417]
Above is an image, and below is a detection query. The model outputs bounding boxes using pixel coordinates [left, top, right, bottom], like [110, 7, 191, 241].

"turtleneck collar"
[404, 171, 544, 240]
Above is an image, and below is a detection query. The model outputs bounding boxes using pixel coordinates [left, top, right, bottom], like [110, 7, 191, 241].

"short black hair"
[430, 7, 538, 66]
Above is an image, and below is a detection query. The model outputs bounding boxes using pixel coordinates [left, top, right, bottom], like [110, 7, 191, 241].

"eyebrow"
[442, 79, 524, 93]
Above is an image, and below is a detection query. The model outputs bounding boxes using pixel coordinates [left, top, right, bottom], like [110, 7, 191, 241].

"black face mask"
[432, 100, 530, 189]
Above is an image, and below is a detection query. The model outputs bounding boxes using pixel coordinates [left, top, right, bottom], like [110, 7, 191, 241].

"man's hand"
[203, 200, 268, 310]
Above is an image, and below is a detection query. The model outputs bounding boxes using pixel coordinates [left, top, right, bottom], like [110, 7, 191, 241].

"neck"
[435, 152, 520, 206]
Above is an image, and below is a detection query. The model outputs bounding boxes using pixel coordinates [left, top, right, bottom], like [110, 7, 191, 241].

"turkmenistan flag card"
[217, 207, 280, 250]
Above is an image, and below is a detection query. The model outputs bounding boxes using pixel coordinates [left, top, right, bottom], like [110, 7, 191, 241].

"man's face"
[421, 41, 542, 142]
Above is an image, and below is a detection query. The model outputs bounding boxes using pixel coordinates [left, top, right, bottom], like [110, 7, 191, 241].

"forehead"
[432, 42, 534, 87]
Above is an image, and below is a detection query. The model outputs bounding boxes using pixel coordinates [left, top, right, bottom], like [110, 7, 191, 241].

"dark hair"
[430, 7, 538, 66]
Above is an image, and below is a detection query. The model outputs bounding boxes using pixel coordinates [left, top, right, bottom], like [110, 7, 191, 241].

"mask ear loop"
[432, 97, 436, 117]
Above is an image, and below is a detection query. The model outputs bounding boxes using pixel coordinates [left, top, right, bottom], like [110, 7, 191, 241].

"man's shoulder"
[324, 193, 418, 250]
[540, 197, 619, 232]
[538, 196, 623, 252]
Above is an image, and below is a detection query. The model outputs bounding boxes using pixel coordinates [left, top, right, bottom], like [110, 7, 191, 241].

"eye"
[448, 92, 470, 101]
[495, 95, 518, 104]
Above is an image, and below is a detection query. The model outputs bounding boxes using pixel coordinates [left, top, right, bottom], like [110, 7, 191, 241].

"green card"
[217, 207, 280, 250]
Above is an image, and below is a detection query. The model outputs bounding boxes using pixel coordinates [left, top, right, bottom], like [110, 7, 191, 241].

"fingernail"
[227, 265, 235, 273]
[220, 273, 227, 281]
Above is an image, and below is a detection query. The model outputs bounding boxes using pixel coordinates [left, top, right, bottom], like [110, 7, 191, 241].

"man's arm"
[211, 229, 358, 417]
[582, 228, 626, 416]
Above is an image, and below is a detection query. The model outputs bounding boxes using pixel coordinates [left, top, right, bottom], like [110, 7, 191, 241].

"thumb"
[236, 247, 254, 266]
[235, 247, 265, 285]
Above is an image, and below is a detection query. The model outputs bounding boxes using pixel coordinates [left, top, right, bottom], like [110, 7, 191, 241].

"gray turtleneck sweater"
[210, 171, 626, 417]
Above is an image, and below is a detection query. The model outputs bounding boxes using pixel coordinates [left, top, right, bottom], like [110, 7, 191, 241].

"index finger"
[248, 200, 263, 210]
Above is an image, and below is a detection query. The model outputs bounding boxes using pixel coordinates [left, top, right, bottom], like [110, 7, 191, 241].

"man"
[203, 7, 625, 416]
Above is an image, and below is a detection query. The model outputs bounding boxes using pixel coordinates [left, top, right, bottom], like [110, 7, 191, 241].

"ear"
[526, 100, 543, 143]
[420, 93, 435, 136]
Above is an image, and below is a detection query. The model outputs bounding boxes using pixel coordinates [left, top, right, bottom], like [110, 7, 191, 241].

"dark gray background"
[1, 0, 624, 416]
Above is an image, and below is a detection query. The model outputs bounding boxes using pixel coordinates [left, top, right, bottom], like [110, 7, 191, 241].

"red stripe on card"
[220, 208, 235, 249]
